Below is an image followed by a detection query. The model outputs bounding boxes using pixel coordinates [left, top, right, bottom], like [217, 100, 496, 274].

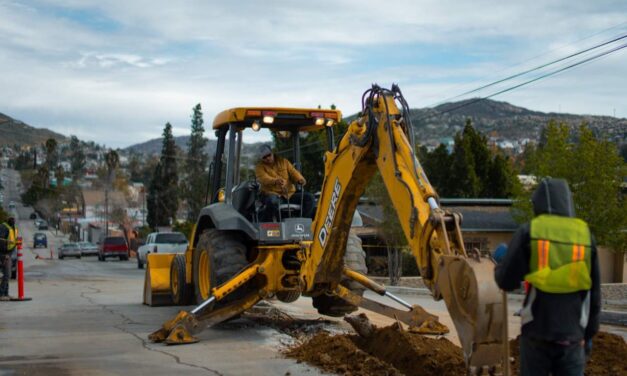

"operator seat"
[230, 181, 258, 220]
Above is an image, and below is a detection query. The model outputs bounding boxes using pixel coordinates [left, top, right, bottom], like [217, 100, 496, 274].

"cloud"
[0, 1, 625, 147]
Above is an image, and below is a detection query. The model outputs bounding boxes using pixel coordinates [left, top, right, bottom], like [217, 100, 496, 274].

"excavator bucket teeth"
[407, 305, 449, 335]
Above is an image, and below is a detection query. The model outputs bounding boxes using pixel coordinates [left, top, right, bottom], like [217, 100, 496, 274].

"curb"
[600, 310, 627, 327]
[384, 285, 528, 302]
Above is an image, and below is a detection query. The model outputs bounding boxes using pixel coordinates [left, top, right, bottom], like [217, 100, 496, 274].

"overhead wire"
[423, 21, 627, 107]
[415, 41, 627, 123]
[252, 26, 627, 156]
[441, 32, 627, 103]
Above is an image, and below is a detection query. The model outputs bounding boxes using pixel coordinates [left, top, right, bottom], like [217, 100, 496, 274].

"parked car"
[59, 243, 82, 260]
[98, 236, 129, 261]
[136, 232, 188, 269]
[33, 233, 47, 248]
[78, 241, 99, 256]
[37, 220, 49, 230]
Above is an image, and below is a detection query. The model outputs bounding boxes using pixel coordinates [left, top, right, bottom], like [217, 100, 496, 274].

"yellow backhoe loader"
[145, 85, 509, 375]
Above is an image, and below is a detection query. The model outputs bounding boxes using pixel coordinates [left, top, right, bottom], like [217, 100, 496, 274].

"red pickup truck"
[98, 236, 129, 261]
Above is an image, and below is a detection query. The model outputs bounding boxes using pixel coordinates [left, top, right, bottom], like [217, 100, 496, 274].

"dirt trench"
[285, 324, 465, 376]
[285, 321, 627, 376]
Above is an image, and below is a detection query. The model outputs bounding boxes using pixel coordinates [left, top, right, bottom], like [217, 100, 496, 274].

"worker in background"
[0, 215, 17, 301]
[255, 144, 314, 221]
[495, 178, 600, 375]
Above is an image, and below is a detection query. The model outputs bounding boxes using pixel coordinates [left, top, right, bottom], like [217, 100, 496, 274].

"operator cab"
[205, 107, 342, 244]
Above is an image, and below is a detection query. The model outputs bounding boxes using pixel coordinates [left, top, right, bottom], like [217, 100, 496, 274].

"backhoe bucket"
[143, 253, 176, 306]
[438, 255, 508, 374]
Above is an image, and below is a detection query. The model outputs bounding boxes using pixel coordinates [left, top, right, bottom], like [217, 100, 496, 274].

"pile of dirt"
[285, 324, 464, 376]
[509, 332, 627, 376]
[286, 332, 402, 376]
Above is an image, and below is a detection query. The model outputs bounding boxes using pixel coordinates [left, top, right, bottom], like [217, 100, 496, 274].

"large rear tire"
[313, 230, 368, 317]
[193, 229, 250, 305]
[170, 254, 193, 305]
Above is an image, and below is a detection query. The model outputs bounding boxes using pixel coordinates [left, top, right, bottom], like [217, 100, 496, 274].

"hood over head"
[532, 178, 575, 217]
[257, 144, 273, 160]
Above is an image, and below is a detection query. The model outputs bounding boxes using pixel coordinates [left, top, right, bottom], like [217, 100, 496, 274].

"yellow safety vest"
[2, 223, 17, 251]
[525, 214, 592, 293]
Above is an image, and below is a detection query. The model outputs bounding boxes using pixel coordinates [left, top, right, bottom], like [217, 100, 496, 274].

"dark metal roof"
[356, 200, 518, 233]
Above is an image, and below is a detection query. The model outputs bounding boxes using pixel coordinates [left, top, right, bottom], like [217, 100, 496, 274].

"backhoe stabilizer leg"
[437, 255, 508, 375]
[149, 264, 261, 345]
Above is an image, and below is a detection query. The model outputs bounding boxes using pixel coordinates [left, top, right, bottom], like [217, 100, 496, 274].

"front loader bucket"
[143, 253, 176, 306]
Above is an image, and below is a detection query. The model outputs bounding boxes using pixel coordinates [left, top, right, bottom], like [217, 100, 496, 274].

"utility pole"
[142, 186, 146, 227]
[104, 150, 119, 237]
[104, 188, 109, 236]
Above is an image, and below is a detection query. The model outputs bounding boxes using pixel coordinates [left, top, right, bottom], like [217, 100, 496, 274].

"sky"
[1, 1, 626, 148]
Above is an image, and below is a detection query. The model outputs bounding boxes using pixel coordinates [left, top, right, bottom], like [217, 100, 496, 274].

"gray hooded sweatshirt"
[495, 178, 600, 342]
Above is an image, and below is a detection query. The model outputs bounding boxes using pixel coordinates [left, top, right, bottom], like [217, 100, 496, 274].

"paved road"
[1, 168, 624, 375]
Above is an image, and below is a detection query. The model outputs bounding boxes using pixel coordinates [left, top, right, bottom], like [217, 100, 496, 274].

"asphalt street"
[1, 168, 624, 376]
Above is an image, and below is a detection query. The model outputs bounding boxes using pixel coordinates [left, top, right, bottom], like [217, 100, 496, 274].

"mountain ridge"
[0, 113, 67, 147]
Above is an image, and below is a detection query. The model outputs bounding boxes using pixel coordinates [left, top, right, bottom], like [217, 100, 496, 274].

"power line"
[423, 21, 627, 107]
[441, 33, 627, 103]
[416, 42, 627, 123]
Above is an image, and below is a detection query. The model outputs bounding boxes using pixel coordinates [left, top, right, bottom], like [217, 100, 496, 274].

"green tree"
[462, 120, 492, 196]
[160, 123, 179, 224]
[44, 138, 58, 171]
[69, 136, 86, 180]
[147, 162, 164, 228]
[184, 104, 208, 220]
[516, 122, 626, 252]
[422, 144, 452, 196]
[448, 132, 480, 197]
[485, 154, 519, 198]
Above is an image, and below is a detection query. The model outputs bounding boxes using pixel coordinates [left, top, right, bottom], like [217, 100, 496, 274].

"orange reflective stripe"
[572, 244, 585, 262]
[538, 240, 550, 269]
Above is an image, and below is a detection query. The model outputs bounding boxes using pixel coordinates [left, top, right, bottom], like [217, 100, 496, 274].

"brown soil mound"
[285, 325, 464, 376]
[509, 332, 627, 376]
[353, 326, 465, 376]
[285, 332, 401, 376]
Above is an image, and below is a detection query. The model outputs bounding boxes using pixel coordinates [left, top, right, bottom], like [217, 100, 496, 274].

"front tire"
[137, 255, 144, 269]
[193, 229, 249, 305]
[171, 254, 192, 305]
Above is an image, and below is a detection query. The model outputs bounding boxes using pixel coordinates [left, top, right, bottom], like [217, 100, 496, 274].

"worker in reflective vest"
[495, 178, 600, 376]
[0, 215, 18, 301]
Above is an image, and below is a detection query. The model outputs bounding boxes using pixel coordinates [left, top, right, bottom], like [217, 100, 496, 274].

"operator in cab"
[495, 178, 600, 376]
[255, 144, 314, 221]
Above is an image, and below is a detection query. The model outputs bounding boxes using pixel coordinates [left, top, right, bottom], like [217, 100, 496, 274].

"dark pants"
[260, 192, 314, 221]
[520, 335, 585, 376]
[0, 254, 10, 297]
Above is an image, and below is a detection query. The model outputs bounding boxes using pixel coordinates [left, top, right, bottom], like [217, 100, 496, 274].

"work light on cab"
[262, 111, 276, 124]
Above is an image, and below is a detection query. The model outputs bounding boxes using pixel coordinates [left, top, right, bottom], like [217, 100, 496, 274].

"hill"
[123, 135, 269, 161]
[122, 98, 627, 154]
[409, 98, 626, 145]
[123, 135, 218, 156]
[0, 113, 66, 146]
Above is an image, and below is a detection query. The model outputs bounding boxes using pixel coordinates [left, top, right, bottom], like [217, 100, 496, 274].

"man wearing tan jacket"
[255, 144, 314, 221]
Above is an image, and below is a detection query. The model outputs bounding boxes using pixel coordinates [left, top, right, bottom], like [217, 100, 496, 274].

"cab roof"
[212, 107, 342, 132]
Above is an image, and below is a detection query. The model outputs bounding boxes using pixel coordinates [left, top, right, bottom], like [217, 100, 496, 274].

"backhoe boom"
[303, 85, 508, 374]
